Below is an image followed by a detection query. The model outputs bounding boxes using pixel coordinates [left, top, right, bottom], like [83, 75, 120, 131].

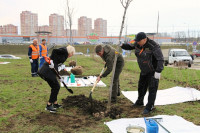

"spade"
[45, 56, 73, 94]
[89, 66, 105, 109]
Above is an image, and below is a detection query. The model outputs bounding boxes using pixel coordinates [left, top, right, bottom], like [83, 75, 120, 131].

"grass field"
[0, 45, 200, 132]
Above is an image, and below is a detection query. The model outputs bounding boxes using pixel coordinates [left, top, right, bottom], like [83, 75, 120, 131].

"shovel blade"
[63, 82, 73, 94]
[89, 92, 92, 100]
[67, 88, 74, 94]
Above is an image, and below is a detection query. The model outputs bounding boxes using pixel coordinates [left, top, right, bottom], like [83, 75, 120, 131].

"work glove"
[59, 77, 64, 83]
[154, 72, 161, 80]
[49, 60, 54, 69]
[30, 59, 33, 63]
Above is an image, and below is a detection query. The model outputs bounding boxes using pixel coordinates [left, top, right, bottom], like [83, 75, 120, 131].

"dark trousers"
[112, 61, 124, 99]
[137, 72, 159, 110]
[46, 79, 60, 103]
[31, 59, 38, 76]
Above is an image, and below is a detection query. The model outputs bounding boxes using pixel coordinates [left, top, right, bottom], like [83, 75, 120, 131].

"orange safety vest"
[40, 44, 48, 57]
[30, 44, 39, 59]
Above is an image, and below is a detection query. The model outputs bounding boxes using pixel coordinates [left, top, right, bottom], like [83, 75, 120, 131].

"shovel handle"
[90, 67, 105, 92]
[91, 80, 98, 92]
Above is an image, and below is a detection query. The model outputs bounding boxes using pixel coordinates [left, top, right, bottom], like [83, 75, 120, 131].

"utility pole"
[157, 11, 159, 35]
[156, 11, 159, 43]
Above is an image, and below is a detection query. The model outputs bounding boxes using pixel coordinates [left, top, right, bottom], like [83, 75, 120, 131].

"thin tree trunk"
[107, 0, 133, 110]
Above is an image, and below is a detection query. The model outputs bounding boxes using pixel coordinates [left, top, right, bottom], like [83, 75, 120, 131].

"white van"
[164, 49, 193, 67]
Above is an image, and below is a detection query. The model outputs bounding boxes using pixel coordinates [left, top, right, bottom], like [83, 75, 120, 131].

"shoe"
[45, 104, 56, 113]
[53, 104, 62, 109]
[142, 108, 152, 115]
[133, 100, 144, 107]
[32, 75, 37, 77]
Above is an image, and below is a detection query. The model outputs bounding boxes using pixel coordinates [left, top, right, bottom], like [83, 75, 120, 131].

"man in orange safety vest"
[28, 39, 39, 77]
[39, 39, 48, 68]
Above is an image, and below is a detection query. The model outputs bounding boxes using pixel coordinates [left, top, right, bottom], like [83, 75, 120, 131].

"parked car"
[164, 49, 193, 67]
[0, 54, 21, 59]
[192, 50, 200, 58]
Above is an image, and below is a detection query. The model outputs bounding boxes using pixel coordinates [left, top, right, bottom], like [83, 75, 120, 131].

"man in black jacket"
[38, 45, 75, 113]
[121, 32, 164, 114]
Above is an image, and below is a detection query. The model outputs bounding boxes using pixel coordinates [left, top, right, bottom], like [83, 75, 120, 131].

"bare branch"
[120, 0, 125, 8]
[126, 0, 133, 8]
[65, 0, 75, 45]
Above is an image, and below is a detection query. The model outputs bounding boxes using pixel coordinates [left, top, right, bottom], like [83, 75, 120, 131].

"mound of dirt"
[59, 69, 70, 76]
[71, 66, 83, 75]
[69, 60, 76, 67]
[62, 95, 122, 119]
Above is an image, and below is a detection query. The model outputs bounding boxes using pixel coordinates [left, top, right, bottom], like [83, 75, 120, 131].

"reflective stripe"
[40, 44, 48, 57]
[30, 44, 39, 59]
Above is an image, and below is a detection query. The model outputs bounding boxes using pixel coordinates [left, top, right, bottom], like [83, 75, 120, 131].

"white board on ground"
[0, 62, 10, 64]
[105, 115, 200, 133]
[122, 86, 200, 105]
[60, 76, 106, 87]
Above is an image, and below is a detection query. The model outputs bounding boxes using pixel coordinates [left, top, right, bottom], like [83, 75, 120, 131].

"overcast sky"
[0, 0, 200, 36]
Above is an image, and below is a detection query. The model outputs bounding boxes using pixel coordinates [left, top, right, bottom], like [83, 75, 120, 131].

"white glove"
[49, 60, 54, 69]
[59, 77, 64, 83]
[30, 59, 33, 63]
[154, 72, 161, 79]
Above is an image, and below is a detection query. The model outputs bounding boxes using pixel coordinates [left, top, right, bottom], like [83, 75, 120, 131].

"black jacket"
[121, 38, 164, 74]
[38, 47, 68, 81]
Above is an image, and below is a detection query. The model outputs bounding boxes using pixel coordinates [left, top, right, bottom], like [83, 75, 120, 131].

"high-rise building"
[94, 18, 107, 37]
[38, 25, 50, 32]
[78, 16, 92, 36]
[0, 24, 18, 35]
[49, 14, 64, 36]
[20, 11, 38, 36]
[0, 26, 3, 34]
[3, 24, 18, 35]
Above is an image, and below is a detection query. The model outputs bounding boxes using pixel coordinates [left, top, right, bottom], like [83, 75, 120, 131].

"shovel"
[45, 57, 73, 94]
[89, 66, 105, 111]
[89, 66, 105, 99]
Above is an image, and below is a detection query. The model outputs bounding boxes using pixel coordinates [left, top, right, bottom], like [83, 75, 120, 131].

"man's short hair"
[95, 45, 103, 53]
[42, 39, 46, 42]
[33, 39, 38, 42]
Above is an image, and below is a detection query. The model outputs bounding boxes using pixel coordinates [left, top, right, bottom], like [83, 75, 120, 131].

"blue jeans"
[39, 57, 45, 68]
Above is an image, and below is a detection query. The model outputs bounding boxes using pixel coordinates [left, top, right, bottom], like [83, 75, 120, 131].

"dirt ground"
[1, 95, 152, 132]
[27, 95, 149, 132]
